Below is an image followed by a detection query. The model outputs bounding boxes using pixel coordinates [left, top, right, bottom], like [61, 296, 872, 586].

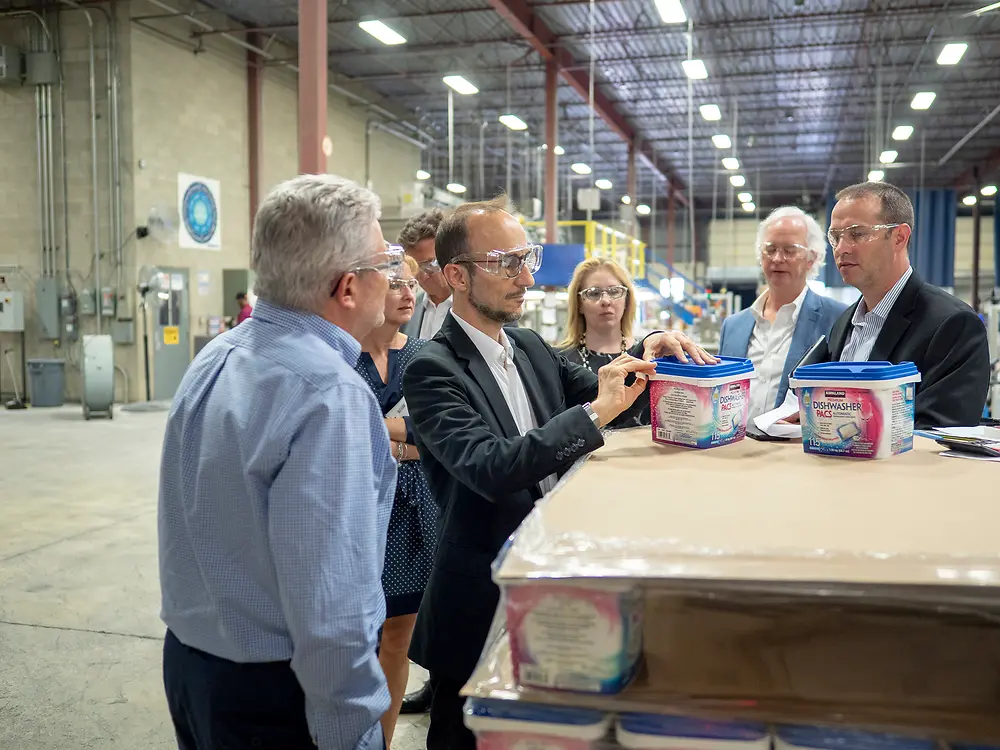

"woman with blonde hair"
[558, 256, 649, 426]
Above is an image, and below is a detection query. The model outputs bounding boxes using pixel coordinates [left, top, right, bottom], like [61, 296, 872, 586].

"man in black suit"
[826, 181, 989, 428]
[402, 197, 714, 750]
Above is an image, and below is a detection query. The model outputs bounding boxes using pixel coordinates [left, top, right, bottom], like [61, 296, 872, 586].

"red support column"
[247, 32, 263, 228]
[626, 141, 637, 238]
[544, 59, 558, 243]
[298, 0, 327, 174]
[667, 183, 676, 268]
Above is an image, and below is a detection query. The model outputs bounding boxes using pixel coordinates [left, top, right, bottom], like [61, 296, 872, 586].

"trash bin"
[27, 358, 66, 407]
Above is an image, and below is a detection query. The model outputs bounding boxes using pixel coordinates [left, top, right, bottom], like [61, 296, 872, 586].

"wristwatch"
[582, 402, 602, 428]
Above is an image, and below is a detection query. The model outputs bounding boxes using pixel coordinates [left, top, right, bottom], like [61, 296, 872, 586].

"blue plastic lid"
[776, 725, 934, 750]
[464, 698, 607, 727]
[619, 713, 767, 740]
[654, 355, 754, 378]
[792, 360, 919, 382]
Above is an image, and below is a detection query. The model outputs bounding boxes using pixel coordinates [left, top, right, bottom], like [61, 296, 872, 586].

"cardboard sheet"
[495, 429, 1000, 593]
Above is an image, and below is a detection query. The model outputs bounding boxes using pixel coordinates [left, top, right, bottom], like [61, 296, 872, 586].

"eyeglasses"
[416, 259, 440, 275]
[827, 223, 902, 248]
[452, 244, 543, 279]
[347, 242, 405, 278]
[579, 285, 628, 302]
[388, 278, 419, 293]
[760, 242, 810, 260]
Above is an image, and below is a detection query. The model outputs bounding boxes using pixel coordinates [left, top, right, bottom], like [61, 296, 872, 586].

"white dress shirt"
[451, 311, 558, 495]
[418, 295, 453, 340]
[840, 266, 913, 362]
[747, 286, 808, 419]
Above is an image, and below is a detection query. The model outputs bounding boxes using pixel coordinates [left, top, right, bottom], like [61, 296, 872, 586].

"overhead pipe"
[142, 0, 433, 145]
[686, 18, 695, 276]
[938, 102, 1000, 167]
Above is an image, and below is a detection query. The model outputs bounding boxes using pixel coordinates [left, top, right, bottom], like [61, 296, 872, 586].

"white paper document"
[752, 390, 802, 439]
[940, 451, 1000, 463]
[386, 398, 408, 418]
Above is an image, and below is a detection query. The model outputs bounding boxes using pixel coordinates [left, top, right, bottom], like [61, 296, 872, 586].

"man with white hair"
[158, 174, 400, 749]
[719, 206, 847, 418]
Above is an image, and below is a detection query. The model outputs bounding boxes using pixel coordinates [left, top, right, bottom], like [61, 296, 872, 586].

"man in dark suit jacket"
[826, 181, 989, 428]
[402, 196, 714, 750]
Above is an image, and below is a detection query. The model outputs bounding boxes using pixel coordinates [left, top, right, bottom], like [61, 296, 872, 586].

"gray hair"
[835, 181, 914, 248]
[755, 206, 826, 280]
[252, 174, 381, 313]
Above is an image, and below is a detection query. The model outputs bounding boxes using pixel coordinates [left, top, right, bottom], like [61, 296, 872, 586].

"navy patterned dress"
[355, 337, 438, 619]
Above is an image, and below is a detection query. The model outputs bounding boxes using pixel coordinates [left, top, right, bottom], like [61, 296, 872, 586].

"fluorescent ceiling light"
[571, 162, 592, 175]
[737, 192, 752, 203]
[937, 42, 968, 65]
[415, 169, 430, 180]
[653, 0, 687, 24]
[446, 182, 467, 194]
[443, 75, 479, 95]
[699, 104, 722, 121]
[595, 179, 613, 190]
[621, 195, 632, 205]
[868, 169, 885, 182]
[682, 59, 708, 80]
[553, 145, 565, 155]
[963, 195, 978, 206]
[879, 150, 898, 164]
[982, 185, 998, 197]
[742, 202, 756, 212]
[730, 175, 746, 187]
[499, 114, 528, 131]
[712, 134, 732, 149]
[911, 91, 936, 110]
[722, 157, 740, 170]
[636, 204, 651, 215]
[892, 125, 914, 141]
[359, 20, 407, 45]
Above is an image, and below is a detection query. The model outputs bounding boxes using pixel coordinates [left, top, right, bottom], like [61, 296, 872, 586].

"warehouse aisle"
[0, 406, 429, 749]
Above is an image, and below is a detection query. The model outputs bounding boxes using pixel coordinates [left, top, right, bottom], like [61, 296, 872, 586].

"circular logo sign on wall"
[182, 181, 218, 244]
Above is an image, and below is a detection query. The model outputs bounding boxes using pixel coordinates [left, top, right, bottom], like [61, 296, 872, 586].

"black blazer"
[828, 272, 990, 429]
[402, 314, 642, 682]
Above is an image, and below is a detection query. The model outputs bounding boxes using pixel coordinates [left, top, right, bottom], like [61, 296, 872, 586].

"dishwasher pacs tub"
[617, 713, 770, 750]
[789, 361, 921, 459]
[774, 725, 935, 750]
[505, 582, 643, 694]
[464, 699, 612, 750]
[650, 356, 754, 449]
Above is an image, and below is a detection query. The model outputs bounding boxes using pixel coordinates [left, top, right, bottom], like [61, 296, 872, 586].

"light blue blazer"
[717, 289, 847, 409]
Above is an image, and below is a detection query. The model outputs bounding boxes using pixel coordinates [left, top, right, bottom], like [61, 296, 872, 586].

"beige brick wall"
[0, 0, 421, 403]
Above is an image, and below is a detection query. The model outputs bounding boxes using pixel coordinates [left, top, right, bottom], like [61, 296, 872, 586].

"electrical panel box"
[60, 289, 78, 342]
[577, 187, 601, 212]
[111, 318, 135, 345]
[25, 51, 58, 86]
[0, 290, 25, 332]
[36, 278, 61, 339]
[100, 287, 116, 317]
[79, 288, 97, 316]
[0, 45, 23, 85]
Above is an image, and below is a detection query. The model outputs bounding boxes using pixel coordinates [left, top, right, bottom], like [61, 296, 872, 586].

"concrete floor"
[0, 405, 429, 749]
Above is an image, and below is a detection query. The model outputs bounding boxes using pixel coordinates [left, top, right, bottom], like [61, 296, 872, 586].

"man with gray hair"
[826, 181, 989, 427]
[158, 174, 401, 749]
[719, 206, 847, 418]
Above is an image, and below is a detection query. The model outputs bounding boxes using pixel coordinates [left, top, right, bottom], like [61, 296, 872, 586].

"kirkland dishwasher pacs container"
[463, 698, 612, 750]
[789, 361, 921, 459]
[617, 713, 771, 750]
[775, 725, 935, 750]
[505, 582, 644, 694]
[649, 356, 755, 449]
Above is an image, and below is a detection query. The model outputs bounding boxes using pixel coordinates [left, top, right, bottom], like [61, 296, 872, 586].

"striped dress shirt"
[158, 300, 395, 750]
[839, 266, 913, 362]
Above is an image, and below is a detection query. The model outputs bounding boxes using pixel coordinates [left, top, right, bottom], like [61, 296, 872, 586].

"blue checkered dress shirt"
[158, 299, 395, 750]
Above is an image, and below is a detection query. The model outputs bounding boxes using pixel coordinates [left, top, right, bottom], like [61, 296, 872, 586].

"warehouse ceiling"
[14, 0, 1000, 216]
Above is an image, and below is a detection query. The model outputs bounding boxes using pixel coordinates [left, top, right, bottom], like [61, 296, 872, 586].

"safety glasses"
[827, 223, 902, 248]
[452, 244, 543, 279]
[579, 285, 628, 302]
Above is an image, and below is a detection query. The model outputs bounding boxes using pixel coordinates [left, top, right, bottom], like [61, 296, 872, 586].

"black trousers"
[426, 675, 476, 750]
[163, 629, 315, 750]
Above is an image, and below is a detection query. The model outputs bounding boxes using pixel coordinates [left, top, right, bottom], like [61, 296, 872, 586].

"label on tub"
[800, 385, 915, 458]
[653, 379, 750, 448]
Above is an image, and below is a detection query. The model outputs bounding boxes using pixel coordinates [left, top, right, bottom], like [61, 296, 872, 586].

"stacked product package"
[460, 427, 1000, 750]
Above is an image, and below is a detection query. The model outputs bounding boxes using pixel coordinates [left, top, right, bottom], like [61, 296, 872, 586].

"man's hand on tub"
[642, 331, 718, 365]
[592, 354, 657, 427]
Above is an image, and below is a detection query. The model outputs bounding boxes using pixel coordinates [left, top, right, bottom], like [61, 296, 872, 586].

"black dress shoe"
[399, 680, 433, 714]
